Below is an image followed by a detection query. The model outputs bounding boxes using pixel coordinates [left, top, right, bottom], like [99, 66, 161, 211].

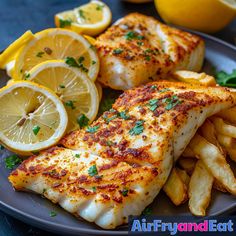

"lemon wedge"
[154, 0, 236, 33]
[0, 30, 34, 70]
[13, 28, 99, 81]
[0, 81, 68, 155]
[27, 60, 99, 131]
[55, 0, 112, 36]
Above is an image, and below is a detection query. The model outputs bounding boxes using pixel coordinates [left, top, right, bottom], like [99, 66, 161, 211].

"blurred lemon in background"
[154, 0, 236, 33]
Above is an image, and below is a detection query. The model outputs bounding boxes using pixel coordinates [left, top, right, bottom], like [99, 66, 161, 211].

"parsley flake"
[59, 84, 65, 88]
[121, 188, 129, 197]
[50, 211, 57, 217]
[163, 95, 182, 110]
[137, 41, 144, 46]
[75, 153, 80, 158]
[65, 57, 88, 72]
[86, 125, 100, 133]
[129, 120, 144, 136]
[5, 155, 22, 170]
[88, 164, 98, 177]
[113, 48, 123, 55]
[124, 31, 145, 41]
[65, 100, 76, 109]
[96, 4, 104, 10]
[92, 60, 96, 65]
[145, 55, 151, 61]
[36, 52, 44, 58]
[119, 111, 130, 120]
[78, 9, 85, 19]
[215, 69, 236, 88]
[159, 88, 171, 93]
[32, 125, 40, 135]
[77, 114, 89, 128]
[59, 19, 72, 28]
[147, 99, 159, 111]
[151, 85, 157, 90]
[91, 186, 97, 192]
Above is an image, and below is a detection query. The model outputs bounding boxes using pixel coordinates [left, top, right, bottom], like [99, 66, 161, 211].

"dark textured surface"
[0, 1, 235, 236]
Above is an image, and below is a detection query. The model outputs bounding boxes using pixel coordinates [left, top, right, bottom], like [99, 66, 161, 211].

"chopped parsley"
[163, 95, 182, 110]
[36, 51, 44, 58]
[65, 100, 76, 109]
[86, 125, 100, 133]
[151, 85, 157, 90]
[159, 88, 171, 93]
[142, 206, 152, 216]
[92, 60, 96, 65]
[59, 19, 72, 28]
[75, 153, 80, 158]
[124, 31, 145, 41]
[96, 4, 104, 11]
[119, 111, 130, 120]
[65, 57, 88, 72]
[32, 125, 40, 135]
[77, 114, 89, 128]
[5, 155, 22, 170]
[129, 120, 144, 136]
[50, 211, 57, 217]
[103, 114, 117, 123]
[137, 41, 144, 46]
[121, 188, 129, 197]
[91, 186, 97, 192]
[78, 9, 85, 19]
[147, 99, 159, 111]
[42, 188, 47, 194]
[25, 73, 30, 79]
[145, 55, 151, 61]
[113, 48, 123, 55]
[215, 69, 236, 88]
[59, 84, 65, 88]
[88, 164, 98, 177]
[106, 140, 114, 146]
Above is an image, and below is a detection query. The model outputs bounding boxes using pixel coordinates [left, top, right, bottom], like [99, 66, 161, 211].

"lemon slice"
[0, 30, 34, 70]
[0, 81, 68, 155]
[95, 81, 103, 102]
[13, 28, 99, 81]
[55, 0, 112, 36]
[27, 60, 99, 131]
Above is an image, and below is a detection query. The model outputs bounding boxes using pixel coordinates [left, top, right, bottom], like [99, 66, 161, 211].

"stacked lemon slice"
[0, 28, 101, 155]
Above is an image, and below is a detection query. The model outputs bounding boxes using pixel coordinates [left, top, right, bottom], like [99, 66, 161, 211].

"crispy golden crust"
[95, 13, 205, 90]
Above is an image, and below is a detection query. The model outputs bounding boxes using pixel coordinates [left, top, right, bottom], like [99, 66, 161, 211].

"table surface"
[0, 1, 235, 235]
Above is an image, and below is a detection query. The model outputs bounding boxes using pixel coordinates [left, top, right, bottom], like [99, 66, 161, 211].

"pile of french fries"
[163, 104, 236, 216]
[163, 71, 236, 216]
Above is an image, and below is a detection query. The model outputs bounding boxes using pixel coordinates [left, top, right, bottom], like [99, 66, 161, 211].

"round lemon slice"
[0, 30, 34, 70]
[13, 28, 99, 81]
[27, 60, 99, 131]
[55, 0, 112, 36]
[0, 81, 68, 155]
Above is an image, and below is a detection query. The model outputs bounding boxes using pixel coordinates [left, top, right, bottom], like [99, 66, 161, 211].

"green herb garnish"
[119, 111, 130, 120]
[88, 164, 98, 177]
[59, 84, 65, 88]
[32, 125, 40, 135]
[106, 140, 114, 146]
[159, 88, 171, 93]
[124, 31, 144, 41]
[86, 125, 100, 133]
[65, 57, 88, 72]
[75, 154, 80, 158]
[163, 95, 182, 110]
[145, 55, 151, 61]
[91, 186, 97, 192]
[65, 100, 76, 109]
[96, 4, 104, 10]
[5, 155, 22, 170]
[147, 99, 159, 111]
[129, 120, 144, 136]
[151, 85, 157, 90]
[78, 9, 85, 19]
[59, 19, 72, 28]
[50, 211, 57, 217]
[215, 69, 236, 88]
[92, 60, 96, 65]
[113, 48, 123, 55]
[77, 114, 89, 128]
[121, 188, 129, 197]
[36, 52, 44, 58]
[25, 73, 30, 79]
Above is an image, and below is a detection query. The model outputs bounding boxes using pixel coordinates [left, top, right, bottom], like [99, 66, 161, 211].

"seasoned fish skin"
[95, 13, 205, 90]
[9, 81, 236, 229]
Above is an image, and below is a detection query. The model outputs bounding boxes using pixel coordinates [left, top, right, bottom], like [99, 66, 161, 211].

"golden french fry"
[173, 70, 216, 86]
[178, 158, 197, 175]
[176, 167, 190, 186]
[200, 119, 225, 155]
[182, 147, 196, 158]
[163, 168, 188, 206]
[216, 106, 236, 125]
[188, 160, 214, 216]
[211, 116, 236, 138]
[189, 134, 236, 195]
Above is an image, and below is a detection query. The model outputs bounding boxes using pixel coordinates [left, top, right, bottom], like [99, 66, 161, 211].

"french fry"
[163, 168, 188, 206]
[176, 167, 190, 186]
[216, 106, 236, 125]
[200, 119, 225, 155]
[173, 70, 216, 86]
[189, 134, 236, 195]
[226, 148, 236, 162]
[178, 158, 197, 175]
[182, 147, 196, 158]
[211, 116, 236, 138]
[188, 160, 214, 216]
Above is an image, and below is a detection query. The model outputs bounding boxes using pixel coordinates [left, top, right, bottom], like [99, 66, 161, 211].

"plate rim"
[0, 30, 236, 236]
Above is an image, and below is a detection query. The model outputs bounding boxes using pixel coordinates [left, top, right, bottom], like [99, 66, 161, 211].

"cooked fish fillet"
[95, 13, 205, 90]
[9, 81, 236, 229]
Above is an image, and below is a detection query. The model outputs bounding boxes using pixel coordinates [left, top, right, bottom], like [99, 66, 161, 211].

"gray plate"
[0, 30, 236, 236]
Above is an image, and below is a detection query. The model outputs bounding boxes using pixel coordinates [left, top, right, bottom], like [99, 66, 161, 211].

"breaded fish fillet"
[9, 81, 236, 229]
[95, 13, 205, 90]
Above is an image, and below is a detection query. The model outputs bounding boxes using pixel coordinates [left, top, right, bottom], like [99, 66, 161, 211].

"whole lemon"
[154, 0, 236, 33]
